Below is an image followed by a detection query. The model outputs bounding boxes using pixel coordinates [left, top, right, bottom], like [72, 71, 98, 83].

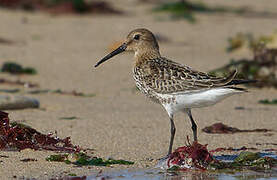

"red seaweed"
[202, 123, 272, 134]
[167, 139, 214, 170]
[0, 111, 80, 152]
[167, 141, 277, 171]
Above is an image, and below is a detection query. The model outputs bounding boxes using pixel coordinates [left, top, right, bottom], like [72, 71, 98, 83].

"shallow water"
[80, 152, 277, 180]
[214, 152, 277, 162]
[87, 168, 277, 180]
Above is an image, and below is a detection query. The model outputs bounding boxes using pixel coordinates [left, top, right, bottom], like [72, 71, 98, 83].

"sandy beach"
[0, 0, 277, 179]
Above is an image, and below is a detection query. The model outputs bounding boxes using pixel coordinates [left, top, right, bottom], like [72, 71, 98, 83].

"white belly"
[159, 88, 242, 115]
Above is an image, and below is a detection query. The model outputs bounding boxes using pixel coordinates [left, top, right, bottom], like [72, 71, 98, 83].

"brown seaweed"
[210, 146, 257, 153]
[20, 158, 37, 162]
[0, 37, 15, 45]
[0, 78, 39, 88]
[202, 123, 272, 134]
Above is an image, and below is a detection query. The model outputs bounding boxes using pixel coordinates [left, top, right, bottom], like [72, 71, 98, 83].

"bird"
[94, 28, 255, 157]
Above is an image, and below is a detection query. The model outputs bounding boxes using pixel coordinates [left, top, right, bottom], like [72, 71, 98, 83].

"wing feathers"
[134, 58, 240, 94]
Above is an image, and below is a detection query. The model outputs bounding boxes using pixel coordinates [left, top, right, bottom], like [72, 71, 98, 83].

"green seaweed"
[44, 0, 98, 13]
[153, 1, 206, 22]
[59, 116, 79, 120]
[22, 67, 37, 74]
[72, 0, 88, 13]
[44, 0, 87, 11]
[1, 62, 37, 75]
[74, 92, 96, 97]
[75, 157, 134, 166]
[46, 154, 68, 162]
[45, 0, 67, 6]
[208, 59, 258, 80]
[153, 1, 248, 22]
[208, 55, 277, 88]
[46, 152, 134, 166]
[167, 165, 181, 171]
[259, 99, 277, 105]
[10, 122, 32, 129]
[226, 32, 275, 52]
[207, 151, 277, 172]
[68, 173, 77, 176]
[234, 152, 260, 164]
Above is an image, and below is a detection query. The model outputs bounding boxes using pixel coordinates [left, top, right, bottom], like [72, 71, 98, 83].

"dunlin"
[95, 28, 255, 156]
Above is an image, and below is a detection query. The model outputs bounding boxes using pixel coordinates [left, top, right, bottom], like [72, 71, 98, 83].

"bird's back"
[133, 57, 237, 97]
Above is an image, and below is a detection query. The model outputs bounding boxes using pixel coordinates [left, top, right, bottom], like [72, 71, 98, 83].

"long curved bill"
[94, 43, 127, 68]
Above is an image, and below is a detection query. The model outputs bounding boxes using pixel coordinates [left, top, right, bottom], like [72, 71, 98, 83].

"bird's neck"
[134, 50, 161, 67]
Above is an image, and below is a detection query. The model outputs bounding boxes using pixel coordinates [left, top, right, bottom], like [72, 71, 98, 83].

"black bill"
[94, 43, 127, 68]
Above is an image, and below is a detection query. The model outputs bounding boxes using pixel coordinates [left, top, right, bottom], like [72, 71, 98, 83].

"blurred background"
[0, 0, 277, 178]
[0, 0, 277, 91]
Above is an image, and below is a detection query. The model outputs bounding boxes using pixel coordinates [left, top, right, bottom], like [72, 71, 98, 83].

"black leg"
[168, 116, 176, 155]
[187, 109, 197, 142]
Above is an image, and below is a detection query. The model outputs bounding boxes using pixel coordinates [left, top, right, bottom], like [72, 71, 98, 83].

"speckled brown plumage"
[133, 57, 237, 95]
[95, 28, 255, 156]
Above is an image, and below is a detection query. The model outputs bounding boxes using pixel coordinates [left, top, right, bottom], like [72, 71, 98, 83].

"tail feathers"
[226, 79, 257, 92]
[220, 69, 257, 86]
[226, 79, 257, 86]
[222, 70, 237, 85]
[227, 86, 248, 92]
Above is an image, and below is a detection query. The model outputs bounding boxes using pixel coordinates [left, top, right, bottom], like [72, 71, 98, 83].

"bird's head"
[95, 28, 160, 68]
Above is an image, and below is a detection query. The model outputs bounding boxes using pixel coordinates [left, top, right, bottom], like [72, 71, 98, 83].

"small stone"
[67, 153, 78, 162]
[0, 95, 39, 110]
[258, 67, 271, 77]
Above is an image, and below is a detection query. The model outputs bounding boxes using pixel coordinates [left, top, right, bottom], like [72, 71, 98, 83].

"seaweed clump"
[259, 99, 277, 105]
[167, 141, 277, 172]
[153, 0, 250, 23]
[1, 62, 37, 75]
[168, 140, 214, 170]
[226, 32, 277, 53]
[210, 31, 277, 88]
[46, 152, 134, 166]
[0, 111, 79, 152]
[0, 0, 122, 15]
[202, 123, 271, 134]
[209, 44, 277, 88]
[209, 151, 277, 172]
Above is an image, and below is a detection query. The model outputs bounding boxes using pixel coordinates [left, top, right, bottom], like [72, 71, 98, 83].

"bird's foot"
[157, 154, 170, 161]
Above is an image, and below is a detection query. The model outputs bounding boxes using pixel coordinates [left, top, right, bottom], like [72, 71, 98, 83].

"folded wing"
[134, 57, 237, 94]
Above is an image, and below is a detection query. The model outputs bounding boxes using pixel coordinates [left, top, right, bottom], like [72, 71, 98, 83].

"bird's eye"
[134, 34, 140, 40]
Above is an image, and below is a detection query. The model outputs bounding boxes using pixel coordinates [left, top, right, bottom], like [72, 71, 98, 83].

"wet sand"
[0, 0, 277, 179]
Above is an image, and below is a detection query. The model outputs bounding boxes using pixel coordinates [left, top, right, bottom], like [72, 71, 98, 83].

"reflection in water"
[87, 168, 277, 180]
[75, 152, 277, 180]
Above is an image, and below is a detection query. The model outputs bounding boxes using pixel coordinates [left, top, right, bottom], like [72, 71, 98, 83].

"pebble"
[0, 95, 39, 110]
